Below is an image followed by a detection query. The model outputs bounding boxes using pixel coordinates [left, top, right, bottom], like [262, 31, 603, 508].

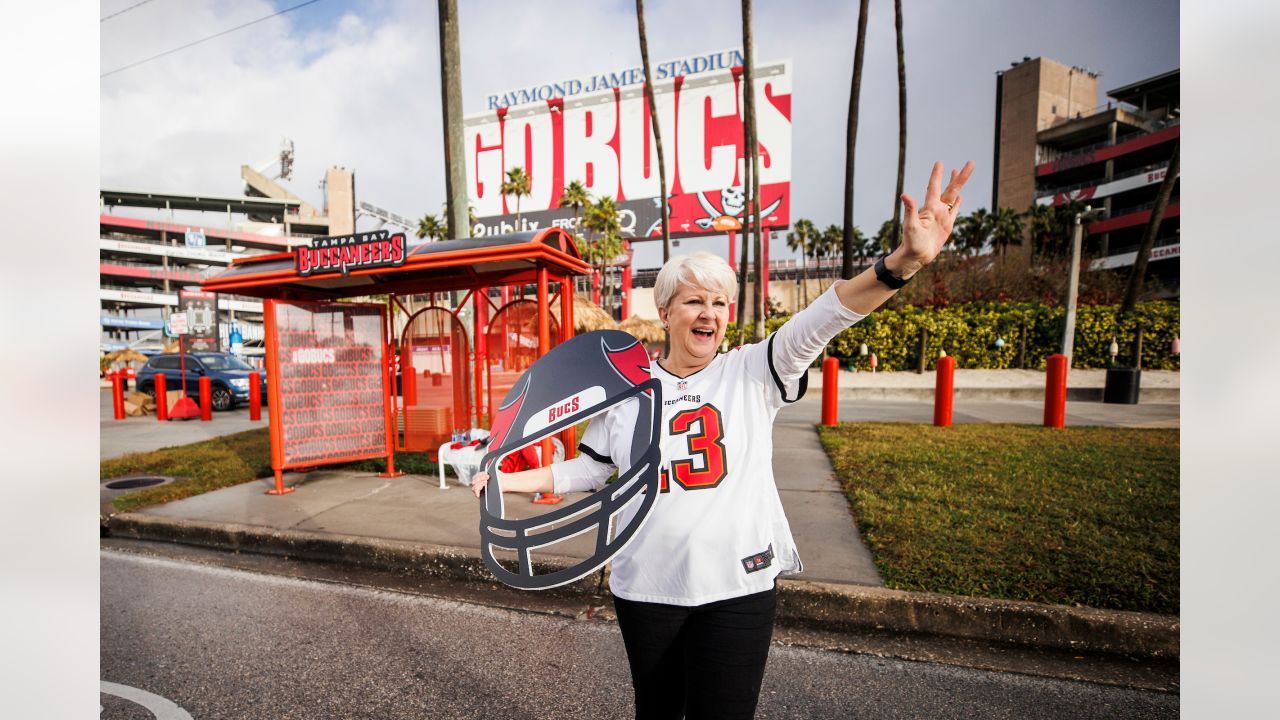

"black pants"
[613, 586, 777, 720]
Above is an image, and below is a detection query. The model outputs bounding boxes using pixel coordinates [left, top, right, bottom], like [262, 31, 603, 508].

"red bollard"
[199, 376, 212, 421]
[821, 357, 840, 427]
[155, 374, 168, 421]
[249, 372, 261, 421]
[933, 355, 955, 427]
[1044, 354, 1068, 429]
[111, 373, 126, 420]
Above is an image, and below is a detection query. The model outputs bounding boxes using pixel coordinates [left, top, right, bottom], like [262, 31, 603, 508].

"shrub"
[727, 301, 1179, 371]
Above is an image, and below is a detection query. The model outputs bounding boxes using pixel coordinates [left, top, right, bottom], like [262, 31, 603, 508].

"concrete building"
[99, 165, 362, 356]
[993, 58, 1180, 292]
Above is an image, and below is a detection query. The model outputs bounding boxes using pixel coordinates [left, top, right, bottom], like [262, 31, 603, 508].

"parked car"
[136, 352, 267, 411]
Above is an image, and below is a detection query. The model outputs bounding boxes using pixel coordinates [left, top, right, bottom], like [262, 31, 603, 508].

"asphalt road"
[101, 548, 1178, 719]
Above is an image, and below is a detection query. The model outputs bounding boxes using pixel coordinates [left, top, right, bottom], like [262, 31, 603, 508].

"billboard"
[269, 302, 388, 468]
[465, 55, 792, 240]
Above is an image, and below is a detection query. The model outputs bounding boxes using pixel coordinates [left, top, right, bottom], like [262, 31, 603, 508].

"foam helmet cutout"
[478, 330, 663, 590]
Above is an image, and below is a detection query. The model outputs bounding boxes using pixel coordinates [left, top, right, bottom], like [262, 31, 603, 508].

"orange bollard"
[821, 357, 840, 427]
[111, 373, 126, 420]
[199, 376, 212, 421]
[155, 374, 168, 421]
[933, 355, 955, 427]
[249, 372, 261, 421]
[1044, 354, 1068, 428]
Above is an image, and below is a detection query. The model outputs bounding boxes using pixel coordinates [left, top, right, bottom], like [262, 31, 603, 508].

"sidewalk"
[101, 370, 1180, 662]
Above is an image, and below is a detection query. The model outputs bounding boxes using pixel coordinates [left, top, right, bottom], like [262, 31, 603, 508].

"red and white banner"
[1036, 166, 1172, 207]
[465, 59, 792, 239]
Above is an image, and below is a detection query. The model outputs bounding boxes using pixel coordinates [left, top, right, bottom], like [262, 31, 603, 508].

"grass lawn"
[818, 423, 1178, 615]
[102, 428, 438, 513]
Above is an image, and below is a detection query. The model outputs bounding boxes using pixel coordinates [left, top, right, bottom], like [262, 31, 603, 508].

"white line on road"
[100, 680, 194, 719]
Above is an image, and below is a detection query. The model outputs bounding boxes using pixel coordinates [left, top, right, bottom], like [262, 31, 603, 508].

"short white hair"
[653, 251, 738, 310]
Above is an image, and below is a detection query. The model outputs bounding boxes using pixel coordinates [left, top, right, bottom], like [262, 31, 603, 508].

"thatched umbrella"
[619, 315, 665, 345]
[105, 348, 149, 364]
[572, 295, 618, 333]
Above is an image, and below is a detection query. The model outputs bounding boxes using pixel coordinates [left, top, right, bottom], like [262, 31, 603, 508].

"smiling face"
[658, 282, 730, 374]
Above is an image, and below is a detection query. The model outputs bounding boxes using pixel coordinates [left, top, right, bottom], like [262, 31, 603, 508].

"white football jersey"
[552, 282, 866, 605]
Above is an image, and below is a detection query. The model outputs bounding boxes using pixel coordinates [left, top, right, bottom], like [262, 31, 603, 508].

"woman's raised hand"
[899, 160, 975, 266]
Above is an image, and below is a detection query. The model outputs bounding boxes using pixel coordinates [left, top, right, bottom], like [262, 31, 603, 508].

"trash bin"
[1104, 367, 1141, 404]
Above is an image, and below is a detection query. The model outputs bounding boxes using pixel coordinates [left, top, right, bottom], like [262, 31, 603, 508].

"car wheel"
[143, 384, 156, 403]
[211, 386, 233, 412]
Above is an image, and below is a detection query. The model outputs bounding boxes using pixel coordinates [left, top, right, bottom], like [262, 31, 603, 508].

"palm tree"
[582, 195, 623, 307]
[841, 0, 871, 278]
[786, 218, 818, 306]
[500, 166, 532, 230]
[436, 0, 469, 241]
[819, 224, 842, 290]
[955, 208, 993, 256]
[1121, 140, 1179, 314]
[849, 225, 869, 269]
[558, 179, 591, 242]
[1023, 203, 1060, 258]
[824, 221, 844, 269]
[860, 230, 881, 266]
[416, 213, 445, 241]
[990, 207, 1023, 259]
[742, 0, 764, 340]
[635, 0, 671, 263]
[889, 0, 907, 252]
[873, 219, 896, 256]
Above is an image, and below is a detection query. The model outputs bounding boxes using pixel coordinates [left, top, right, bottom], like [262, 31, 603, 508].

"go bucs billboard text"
[465, 53, 791, 240]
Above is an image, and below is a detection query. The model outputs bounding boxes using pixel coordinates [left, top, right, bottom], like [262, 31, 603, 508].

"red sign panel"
[270, 302, 388, 467]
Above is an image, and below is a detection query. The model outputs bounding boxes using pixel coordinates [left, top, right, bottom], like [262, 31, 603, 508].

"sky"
[100, 0, 1180, 270]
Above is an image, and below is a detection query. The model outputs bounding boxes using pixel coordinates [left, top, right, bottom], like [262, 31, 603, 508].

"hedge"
[727, 300, 1179, 371]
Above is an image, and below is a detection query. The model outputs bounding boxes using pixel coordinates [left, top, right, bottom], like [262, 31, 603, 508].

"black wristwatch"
[874, 255, 911, 289]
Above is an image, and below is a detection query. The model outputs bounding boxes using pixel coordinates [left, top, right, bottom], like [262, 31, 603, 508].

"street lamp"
[1062, 206, 1108, 365]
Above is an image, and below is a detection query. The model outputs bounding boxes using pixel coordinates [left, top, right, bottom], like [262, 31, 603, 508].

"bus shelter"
[201, 228, 590, 494]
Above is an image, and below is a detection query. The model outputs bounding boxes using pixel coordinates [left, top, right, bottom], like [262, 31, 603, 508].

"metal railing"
[1035, 161, 1171, 200]
[1036, 116, 1179, 168]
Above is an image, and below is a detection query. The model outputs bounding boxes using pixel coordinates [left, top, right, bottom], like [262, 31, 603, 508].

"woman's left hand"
[899, 160, 975, 267]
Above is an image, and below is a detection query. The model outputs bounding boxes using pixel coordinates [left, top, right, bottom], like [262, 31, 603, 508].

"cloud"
[100, 0, 1178, 268]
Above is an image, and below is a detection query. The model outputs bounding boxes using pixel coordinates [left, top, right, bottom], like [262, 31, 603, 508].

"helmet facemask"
[478, 330, 663, 590]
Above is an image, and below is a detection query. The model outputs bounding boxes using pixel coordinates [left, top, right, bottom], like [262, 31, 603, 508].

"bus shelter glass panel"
[485, 299, 559, 419]
[272, 302, 387, 467]
[400, 307, 470, 452]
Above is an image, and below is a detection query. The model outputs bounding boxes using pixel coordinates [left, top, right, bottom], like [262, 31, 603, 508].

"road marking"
[100, 681, 194, 719]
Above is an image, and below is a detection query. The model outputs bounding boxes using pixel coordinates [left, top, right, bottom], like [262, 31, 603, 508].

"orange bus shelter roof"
[201, 227, 591, 300]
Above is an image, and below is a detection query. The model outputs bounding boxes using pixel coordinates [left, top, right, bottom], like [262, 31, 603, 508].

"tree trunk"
[1120, 141, 1179, 314]
[437, 0, 469, 240]
[742, 0, 765, 341]
[841, 0, 871, 279]
[635, 0, 671, 263]
[890, 0, 907, 250]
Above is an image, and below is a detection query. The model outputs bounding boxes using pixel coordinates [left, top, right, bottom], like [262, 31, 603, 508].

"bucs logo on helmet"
[478, 330, 663, 591]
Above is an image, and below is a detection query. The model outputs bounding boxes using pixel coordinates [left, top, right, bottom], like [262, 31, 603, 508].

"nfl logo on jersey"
[677, 380, 688, 392]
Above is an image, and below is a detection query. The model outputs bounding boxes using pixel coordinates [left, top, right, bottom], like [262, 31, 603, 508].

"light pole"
[1062, 207, 1107, 365]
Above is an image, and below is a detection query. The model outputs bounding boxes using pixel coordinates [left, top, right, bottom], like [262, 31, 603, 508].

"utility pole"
[1062, 207, 1106, 364]
[437, 0, 469, 242]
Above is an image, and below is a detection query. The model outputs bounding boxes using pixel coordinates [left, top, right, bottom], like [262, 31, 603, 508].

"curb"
[106, 513, 1178, 660]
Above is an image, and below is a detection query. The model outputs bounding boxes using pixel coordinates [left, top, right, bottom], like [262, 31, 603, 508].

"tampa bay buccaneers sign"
[295, 230, 407, 277]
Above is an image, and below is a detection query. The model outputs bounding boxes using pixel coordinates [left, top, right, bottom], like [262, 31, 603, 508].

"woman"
[474, 161, 974, 719]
